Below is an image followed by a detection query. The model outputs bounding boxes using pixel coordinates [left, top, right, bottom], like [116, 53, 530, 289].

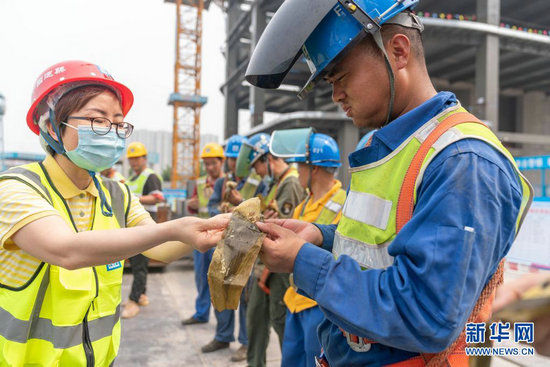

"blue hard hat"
[225, 135, 247, 158]
[286, 133, 341, 168]
[246, 0, 421, 98]
[355, 130, 377, 150]
[248, 133, 271, 166]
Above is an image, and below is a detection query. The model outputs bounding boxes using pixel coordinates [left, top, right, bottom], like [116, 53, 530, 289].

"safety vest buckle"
[315, 355, 330, 367]
[342, 329, 372, 352]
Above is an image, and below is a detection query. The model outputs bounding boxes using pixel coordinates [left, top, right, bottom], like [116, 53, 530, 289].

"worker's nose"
[332, 83, 345, 103]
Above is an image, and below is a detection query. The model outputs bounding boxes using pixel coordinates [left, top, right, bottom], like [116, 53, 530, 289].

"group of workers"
[181, 128, 347, 366]
[1, 0, 549, 366]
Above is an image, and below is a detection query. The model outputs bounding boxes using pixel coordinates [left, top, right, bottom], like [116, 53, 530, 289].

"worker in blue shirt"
[200, 135, 266, 361]
[208, 136, 266, 217]
[245, 0, 533, 366]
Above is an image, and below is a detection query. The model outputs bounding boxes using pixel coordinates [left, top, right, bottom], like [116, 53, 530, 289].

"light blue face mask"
[62, 123, 126, 172]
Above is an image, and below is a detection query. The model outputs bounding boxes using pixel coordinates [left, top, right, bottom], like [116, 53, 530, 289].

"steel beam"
[474, 0, 500, 129]
[224, 0, 242, 138]
[249, 0, 266, 127]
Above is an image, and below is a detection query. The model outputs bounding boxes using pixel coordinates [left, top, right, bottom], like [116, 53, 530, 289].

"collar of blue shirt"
[349, 91, 458, 168]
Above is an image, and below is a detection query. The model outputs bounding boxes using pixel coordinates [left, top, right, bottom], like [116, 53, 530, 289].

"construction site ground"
[116, 259, 550, 367]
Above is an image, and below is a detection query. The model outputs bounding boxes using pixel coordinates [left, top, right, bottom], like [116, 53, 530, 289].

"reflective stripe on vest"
[333, 105, 533, 358]
[315, 188, 347, 226]
[0, 162, 130, 366]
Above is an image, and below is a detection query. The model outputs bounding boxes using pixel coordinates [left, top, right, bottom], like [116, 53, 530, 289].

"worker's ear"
[46, 121, 60, 142]
[388, 33, 411, 71]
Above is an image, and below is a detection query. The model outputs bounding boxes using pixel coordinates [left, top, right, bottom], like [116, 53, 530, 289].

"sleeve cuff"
[314, 224, 337, 252]
[293, 242, 333, 299]
[128, 213, 151, 227]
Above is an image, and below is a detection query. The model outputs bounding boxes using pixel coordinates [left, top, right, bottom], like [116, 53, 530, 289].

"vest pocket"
[429, 225, 476, 325]
[49, 267, 95, 325]
[94, 263, 123, 317]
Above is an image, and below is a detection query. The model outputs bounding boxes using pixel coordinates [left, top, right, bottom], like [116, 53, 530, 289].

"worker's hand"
[493, 273, 550, 312]
[263, 209, 279, 220]
[493, 273, 550, 356]
[187, 197, 199, 211]
[256, 222, 306, 273]
[227, 189, 243, 206]
[177, 214, 230, 252]
[265, 218, 323, 246]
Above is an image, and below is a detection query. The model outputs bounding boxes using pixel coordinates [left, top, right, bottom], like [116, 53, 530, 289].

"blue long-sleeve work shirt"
[208, 174, 266, 217]
[294, 92, 524, 366]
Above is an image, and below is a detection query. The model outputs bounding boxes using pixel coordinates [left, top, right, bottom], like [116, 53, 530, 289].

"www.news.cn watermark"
[464, 321, 535, 357]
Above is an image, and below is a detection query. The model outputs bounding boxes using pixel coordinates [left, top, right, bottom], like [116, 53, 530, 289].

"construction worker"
[236, 132, 306, 367]
[247, 1, 533, 366]
[0, 60, 228, 366]
[270, 130, 346, 367]
[182, 143, 225, 327]
[208, 135, 264, 216]
[203, 135, 266, 361]
[101, 166, 126, 182]
[122, 142, 164, 319]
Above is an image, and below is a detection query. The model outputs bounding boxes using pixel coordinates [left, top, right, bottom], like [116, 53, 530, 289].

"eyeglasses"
[67, 116, 134, 139]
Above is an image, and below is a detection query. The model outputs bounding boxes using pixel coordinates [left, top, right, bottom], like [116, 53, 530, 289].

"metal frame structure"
[221, 0, 550, 127]
[166, 0, 208, 189]
[220, 0, 550, 188]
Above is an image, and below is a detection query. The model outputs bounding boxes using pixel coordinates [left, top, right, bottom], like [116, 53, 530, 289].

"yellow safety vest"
[334, 105, 533, 354]
[196, 175, 217, 218]
[127, 168, 162, 212]
[284, 183, 347, 313]
[262, 166, 300, 208]
[0, 162, 131, 367]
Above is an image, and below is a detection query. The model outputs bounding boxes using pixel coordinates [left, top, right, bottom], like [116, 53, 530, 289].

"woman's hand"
[265, 218, 323, 246]
[177, 214, 230, 252]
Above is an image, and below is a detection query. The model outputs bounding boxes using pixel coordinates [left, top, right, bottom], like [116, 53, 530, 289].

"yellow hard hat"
[201, 143, 225, 159]
[127, 142, 147, 158]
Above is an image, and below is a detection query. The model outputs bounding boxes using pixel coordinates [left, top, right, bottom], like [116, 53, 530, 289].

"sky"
[0, 0, 227, 154]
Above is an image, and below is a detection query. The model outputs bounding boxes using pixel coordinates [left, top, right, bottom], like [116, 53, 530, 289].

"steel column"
[475, 0, 500, 129]
[249, 0, 266, 127]
[224, 0, 242, 138]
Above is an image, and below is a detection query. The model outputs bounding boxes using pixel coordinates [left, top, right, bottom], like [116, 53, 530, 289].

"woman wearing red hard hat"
[0, 60, 228, 366]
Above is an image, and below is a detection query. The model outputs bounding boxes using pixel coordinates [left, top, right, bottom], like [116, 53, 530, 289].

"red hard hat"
[26, 60, 134, 135]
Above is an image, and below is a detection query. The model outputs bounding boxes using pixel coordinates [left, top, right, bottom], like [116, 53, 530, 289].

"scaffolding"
[166, 0, 208, 189]
[222, 0, 550, 162]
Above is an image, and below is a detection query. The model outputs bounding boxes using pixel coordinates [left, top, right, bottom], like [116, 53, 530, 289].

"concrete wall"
[520, 91, 550, 155]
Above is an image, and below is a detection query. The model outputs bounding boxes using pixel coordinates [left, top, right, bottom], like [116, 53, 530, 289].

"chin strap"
[373, 31, 396, 126]
[299, 165, 314, 219]
[40, 109, 66, 155]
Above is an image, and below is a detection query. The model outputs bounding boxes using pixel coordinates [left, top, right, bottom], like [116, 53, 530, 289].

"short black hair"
[359, 24, 425, 63]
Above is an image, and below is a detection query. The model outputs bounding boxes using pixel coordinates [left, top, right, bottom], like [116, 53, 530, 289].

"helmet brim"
[245, 0, 335, 89]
